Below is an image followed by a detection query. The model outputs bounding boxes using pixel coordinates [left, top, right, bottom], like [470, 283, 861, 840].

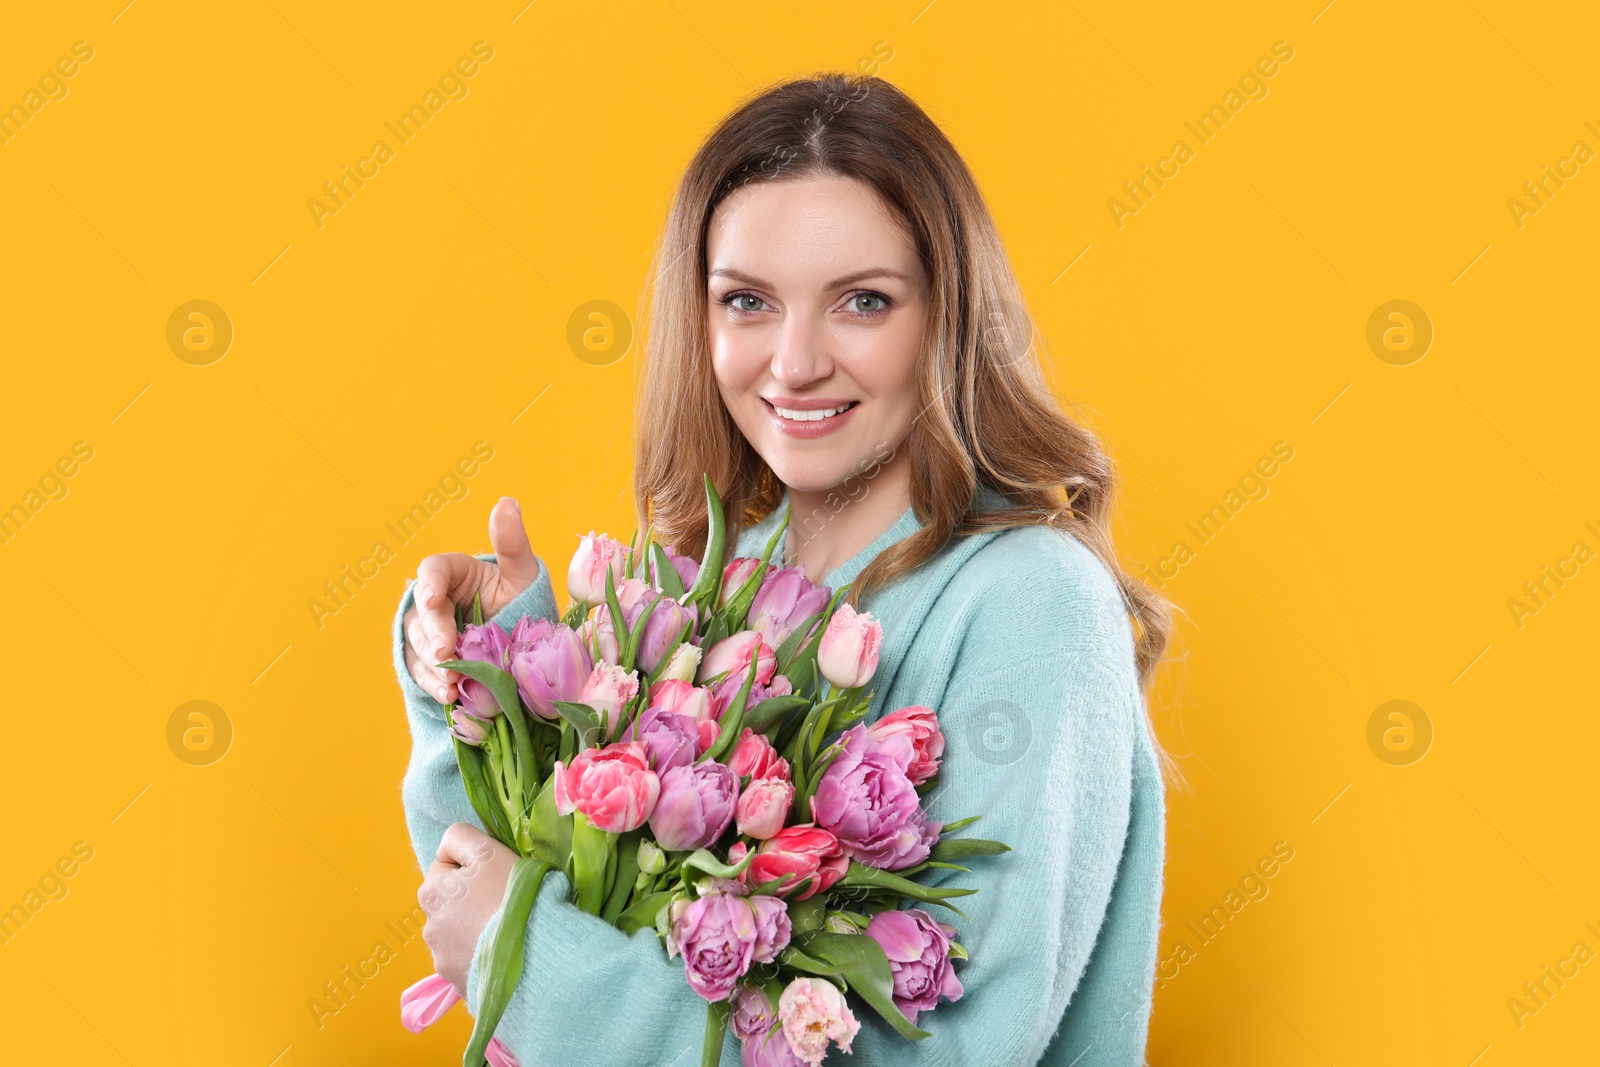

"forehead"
[706, 175, 919, 281]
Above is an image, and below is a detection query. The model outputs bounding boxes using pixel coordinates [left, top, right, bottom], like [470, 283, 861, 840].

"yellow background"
[2, 1, 1596, 1064]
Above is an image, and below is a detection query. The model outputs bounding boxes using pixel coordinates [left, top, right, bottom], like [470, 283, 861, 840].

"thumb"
[488, 496, 539, 593]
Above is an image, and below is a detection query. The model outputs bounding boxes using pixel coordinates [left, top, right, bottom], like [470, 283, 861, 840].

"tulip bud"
[449, 709, 489, 746]
[825, 913, 860, 934]
[660, 641, 702, 683]
[817, 602, 883, 690]
[637, 839, 666, 875]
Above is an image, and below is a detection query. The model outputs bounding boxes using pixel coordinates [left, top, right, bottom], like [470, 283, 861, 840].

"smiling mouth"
[767, 400, 860, 423]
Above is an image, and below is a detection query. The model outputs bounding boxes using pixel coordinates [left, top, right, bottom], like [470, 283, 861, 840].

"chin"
[758, 450, 860, 495]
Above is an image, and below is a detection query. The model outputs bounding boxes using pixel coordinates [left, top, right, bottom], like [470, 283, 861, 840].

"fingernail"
[418, 582, 434, 604]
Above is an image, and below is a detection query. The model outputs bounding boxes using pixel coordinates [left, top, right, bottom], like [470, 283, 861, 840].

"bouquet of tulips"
[400, 476, 1010, 1066]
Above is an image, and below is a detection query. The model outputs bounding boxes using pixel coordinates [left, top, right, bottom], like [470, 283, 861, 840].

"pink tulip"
[735, 776, 793, 840]
[720, 557, 767, 608]
[697, 630, 777, 687]
[778, 977, 860, 1066]
[486, 1038, 522, 1067]
[647, 679, 715, 724]
[864, 705, 944, 786]
[400, 972, 460, 1033]
[729, 728, 790, 782]
[568, 531, 629, 606]
[816, 603, 882, 690]
[729, 826, 847, 901]
[578, 661, 640, 737]
[577, 613, 620, 666]
[552, 742, 660, 833]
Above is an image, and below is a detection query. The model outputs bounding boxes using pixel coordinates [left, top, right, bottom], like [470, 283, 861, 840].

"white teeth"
[773, 403, 852, 422]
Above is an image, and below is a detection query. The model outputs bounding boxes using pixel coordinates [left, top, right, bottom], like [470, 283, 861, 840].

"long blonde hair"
[632, 72, 1182, 786]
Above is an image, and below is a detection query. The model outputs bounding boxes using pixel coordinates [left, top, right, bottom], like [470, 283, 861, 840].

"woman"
[395, 72, 1176, 1066]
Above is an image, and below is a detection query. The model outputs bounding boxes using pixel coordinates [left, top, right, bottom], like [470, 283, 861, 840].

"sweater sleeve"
[829, 535, 1141, 1065]
[392, 557, 736, 1067]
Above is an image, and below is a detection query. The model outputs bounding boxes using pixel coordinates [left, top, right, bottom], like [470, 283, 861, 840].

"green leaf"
[680, 846, 755, 882]
[601, 831, 642, 924]
[681, 475, 726, 609]
[616, 890, 676, 935]
[791, 931, 931, 1042]
[840, 860, 976, 919]
[570, 811, 613, 915]
[929, 837, 1011, 863]
[938, 815, 983, 835]
[462, 859, 554, 1067]
[649, 542, 687, 599]
[702, 999, 731, 1067]
[470, 591, 484, 626]
[619, 591, 660, 675]
[551, 700, 605, 750]
[453, 733, 515, 850]
[525, 775, 571, 868]
[743, 694, 809, 734]
[644, 616, 696, 686]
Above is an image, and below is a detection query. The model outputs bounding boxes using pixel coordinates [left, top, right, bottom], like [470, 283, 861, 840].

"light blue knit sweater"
[391, 484, 1165, 1066]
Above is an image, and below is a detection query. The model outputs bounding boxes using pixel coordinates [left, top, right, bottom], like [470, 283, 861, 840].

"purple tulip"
[598, 583, 698, 675]
[809, 725, 940, 870]
[627, 706, 699, 773]
[673, 891, 759, 1001]
[649, 761, 738, 852]
[456, 621, 512, 717]
[508, 618, 593, 720]
[730, 984, 777, 1041]
[748, 895, 791, 963]
[864, 908, 964, 1023]
[741, 1022, 805, 1067]
[749, 566, 831, 650]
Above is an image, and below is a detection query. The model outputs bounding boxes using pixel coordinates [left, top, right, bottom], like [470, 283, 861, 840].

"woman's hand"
[403, 496, 544, 705]
[418, 823, 517, 996]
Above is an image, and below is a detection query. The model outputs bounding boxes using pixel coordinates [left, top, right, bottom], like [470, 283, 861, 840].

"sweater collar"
[741, 481, 1011, 591]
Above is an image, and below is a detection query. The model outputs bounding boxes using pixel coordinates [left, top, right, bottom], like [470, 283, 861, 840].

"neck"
[782, 450, 913, 584]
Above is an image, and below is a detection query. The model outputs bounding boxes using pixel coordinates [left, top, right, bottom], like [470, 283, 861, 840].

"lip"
[764, 397, 858, 439]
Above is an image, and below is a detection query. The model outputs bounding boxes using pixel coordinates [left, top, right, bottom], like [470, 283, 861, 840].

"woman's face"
[705, 173, 926, 496]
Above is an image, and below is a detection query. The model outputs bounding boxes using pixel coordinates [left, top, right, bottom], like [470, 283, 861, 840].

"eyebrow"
[708, 266, 912, 290]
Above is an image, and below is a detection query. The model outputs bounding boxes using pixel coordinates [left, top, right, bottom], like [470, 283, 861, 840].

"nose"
[770, 308, 832, 387]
